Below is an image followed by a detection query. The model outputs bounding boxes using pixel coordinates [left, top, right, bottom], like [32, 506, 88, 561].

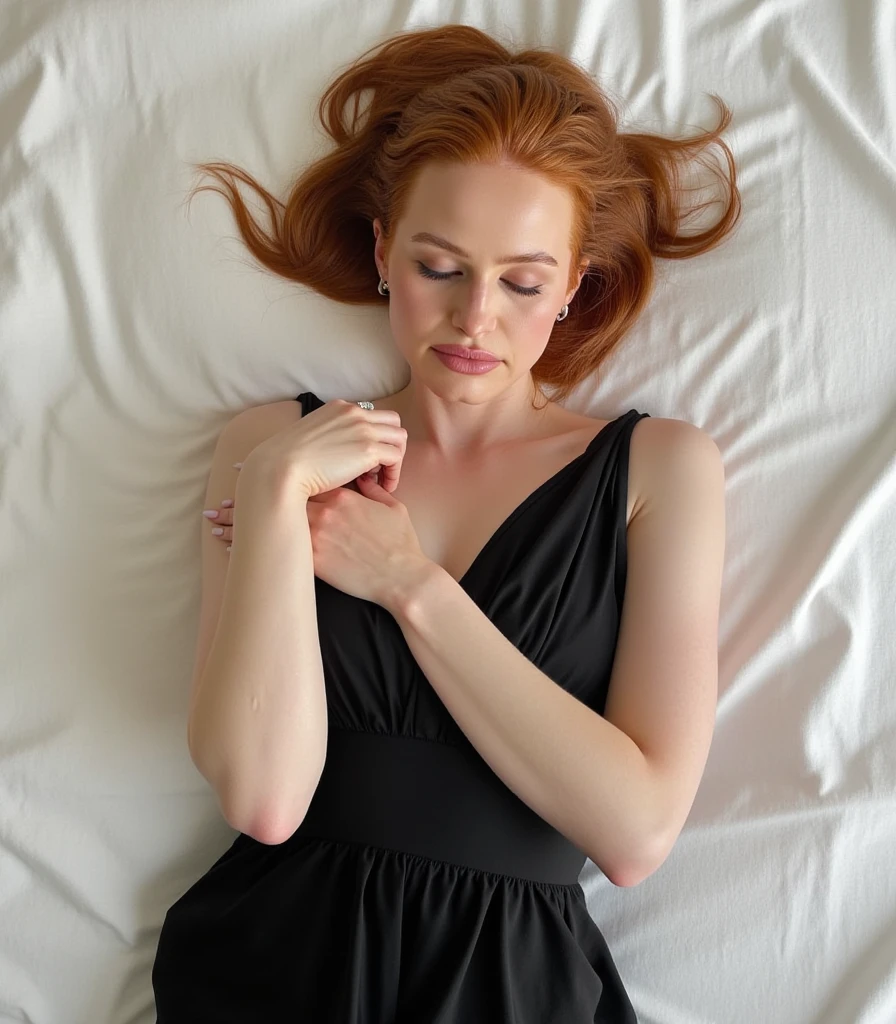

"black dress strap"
[296, 391, 324, 416]
[612, 410, 651, 607]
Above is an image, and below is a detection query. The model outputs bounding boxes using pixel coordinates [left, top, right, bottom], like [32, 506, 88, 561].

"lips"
[432, 344, 501, 361]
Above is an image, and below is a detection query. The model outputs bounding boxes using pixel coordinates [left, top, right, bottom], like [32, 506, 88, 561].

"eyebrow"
[410, 232, 559, 268]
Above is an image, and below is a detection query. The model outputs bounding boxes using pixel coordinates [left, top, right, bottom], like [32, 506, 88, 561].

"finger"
[210, 526, 233, 541]
[202, 508, 233, 525]
[380, 459, 401, 493]
[380, 429, 406, 493]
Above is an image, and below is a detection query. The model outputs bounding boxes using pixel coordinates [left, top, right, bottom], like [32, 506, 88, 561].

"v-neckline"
[454, 413, 627, 588]
[297, 393, 629, 591]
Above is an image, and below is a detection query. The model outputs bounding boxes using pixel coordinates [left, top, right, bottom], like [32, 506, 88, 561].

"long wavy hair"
[186, 24, 741, 405]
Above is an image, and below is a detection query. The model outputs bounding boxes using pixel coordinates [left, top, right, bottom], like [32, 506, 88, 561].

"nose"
[451, 281, 497, 339]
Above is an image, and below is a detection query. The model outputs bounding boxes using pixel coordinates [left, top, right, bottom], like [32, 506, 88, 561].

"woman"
[153, 24, 738, 1023]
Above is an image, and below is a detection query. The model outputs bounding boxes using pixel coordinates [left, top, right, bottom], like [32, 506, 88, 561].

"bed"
[1, 1, 894, 1021]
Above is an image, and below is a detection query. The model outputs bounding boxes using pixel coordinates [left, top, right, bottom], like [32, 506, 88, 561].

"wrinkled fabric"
[152, 390, 648, 1023]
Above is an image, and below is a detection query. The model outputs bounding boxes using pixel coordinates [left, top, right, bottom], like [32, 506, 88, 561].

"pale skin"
[199, 160, 726, 885]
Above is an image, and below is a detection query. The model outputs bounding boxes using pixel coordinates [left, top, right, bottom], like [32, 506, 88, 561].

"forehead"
[396, 162, 574, 258]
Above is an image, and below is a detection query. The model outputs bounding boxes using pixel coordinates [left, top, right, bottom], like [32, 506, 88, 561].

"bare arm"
[188, 435, 327, 846]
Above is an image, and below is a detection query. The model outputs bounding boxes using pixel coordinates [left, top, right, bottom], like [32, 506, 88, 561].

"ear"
[565, 260, 589, 306]
[373, 218, 388, 280]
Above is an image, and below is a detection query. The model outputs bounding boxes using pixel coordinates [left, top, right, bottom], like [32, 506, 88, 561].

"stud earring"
[378, 278, 389, 296]
[556, 304, 569, 322]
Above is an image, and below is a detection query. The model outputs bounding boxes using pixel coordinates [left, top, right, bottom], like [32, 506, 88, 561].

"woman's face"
[373, 161, 586, 399]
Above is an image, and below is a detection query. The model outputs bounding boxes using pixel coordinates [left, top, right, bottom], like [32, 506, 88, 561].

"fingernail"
[221, 499, 233, 508]
[211, 527, 224, 535]
[232, 462, 242, 470]
[202, 510, 219, 519]
[226, 545, 232, 552]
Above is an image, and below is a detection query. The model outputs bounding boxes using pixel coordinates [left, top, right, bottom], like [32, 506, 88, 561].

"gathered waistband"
[286, 728, 587, 885]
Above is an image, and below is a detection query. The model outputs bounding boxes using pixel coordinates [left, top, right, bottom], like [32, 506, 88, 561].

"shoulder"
[220, 397, 303, 447]
[628, 416, 724, 524]
[630, 416, 722, 473]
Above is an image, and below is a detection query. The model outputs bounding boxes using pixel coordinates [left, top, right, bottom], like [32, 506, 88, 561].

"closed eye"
[415, 261, 543, 297]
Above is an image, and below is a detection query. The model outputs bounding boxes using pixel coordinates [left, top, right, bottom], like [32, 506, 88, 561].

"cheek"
[515, 301, 566, 364]
[514, 302, 560, 341]
[387, 275, 442, 339]
[399, 281, 433, 316]
[390, 269, 423, 309]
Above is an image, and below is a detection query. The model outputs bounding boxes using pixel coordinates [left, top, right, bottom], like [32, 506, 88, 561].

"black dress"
[152, 390, 648, 1023]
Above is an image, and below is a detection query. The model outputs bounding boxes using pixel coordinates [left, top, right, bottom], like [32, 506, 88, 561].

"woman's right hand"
[240, 399, 408, 499]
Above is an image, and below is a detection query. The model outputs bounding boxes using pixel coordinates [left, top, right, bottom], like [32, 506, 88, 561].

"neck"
[388, 375, 553, 458]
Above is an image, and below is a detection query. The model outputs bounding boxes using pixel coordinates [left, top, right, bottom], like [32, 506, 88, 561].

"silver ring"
[356, 401, 374, 410]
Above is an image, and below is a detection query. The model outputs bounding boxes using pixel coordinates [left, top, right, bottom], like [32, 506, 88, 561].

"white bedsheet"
[1, 1, 894, 1021]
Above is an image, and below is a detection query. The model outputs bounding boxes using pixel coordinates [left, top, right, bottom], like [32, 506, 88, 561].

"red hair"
[187, 24, 741, 404]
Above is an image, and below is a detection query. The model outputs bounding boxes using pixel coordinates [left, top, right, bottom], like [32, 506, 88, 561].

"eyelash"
[414, 261, 543, 297]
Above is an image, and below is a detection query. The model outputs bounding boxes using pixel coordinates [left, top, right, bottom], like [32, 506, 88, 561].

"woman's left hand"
[306, 471, 434, 608]
[204, 470, 434, 611]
